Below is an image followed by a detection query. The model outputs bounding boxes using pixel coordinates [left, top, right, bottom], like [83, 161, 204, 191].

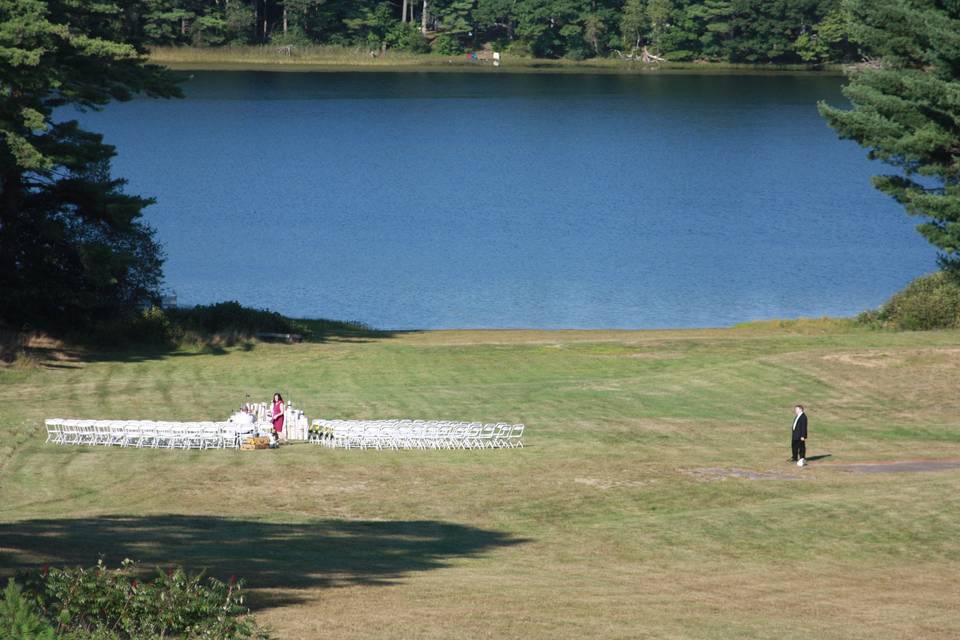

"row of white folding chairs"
[44, 419, 252, 449]
[320, 420, 524, 450]
[310, 420, 524, 450]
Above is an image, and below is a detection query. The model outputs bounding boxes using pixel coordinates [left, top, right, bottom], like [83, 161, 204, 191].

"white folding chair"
[449, 422, 465, 449]
[440, 424, 455, 449]
[492, 424, 511, 449]
[44, 419, 63, 445]
[198, 422, 219, 449]
[60, 419, 78, 445]
[419, 424, 437, 450]
[76, 420, 96, 445]
[508, 424, 525, 447]
[108, 421, 128, 447]
[345, 424, 364, 449]
[137, 421, 160, 448]
[478, 423, 497, 449]
[184, 423, 205, 449]
[362, 425, 382, 450]
[92, 420, 111, 446]
[462, 423, 482, 449]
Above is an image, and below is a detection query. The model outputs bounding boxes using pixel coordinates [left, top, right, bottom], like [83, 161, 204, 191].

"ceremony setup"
[42, 400, 525, 451]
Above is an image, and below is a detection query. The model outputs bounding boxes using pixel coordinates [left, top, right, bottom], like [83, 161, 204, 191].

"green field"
[1, 323, 958, 639]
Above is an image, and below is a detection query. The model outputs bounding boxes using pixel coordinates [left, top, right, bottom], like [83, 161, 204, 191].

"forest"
[120, 0, 860, 64]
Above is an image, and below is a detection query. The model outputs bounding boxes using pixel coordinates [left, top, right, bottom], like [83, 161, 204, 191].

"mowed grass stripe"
[1, 324, 959, 638]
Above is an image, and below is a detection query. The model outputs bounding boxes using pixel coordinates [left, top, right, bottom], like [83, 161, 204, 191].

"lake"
[75, 70, 934, 329]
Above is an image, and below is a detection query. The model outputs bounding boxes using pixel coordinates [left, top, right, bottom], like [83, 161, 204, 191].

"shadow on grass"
[0, 515, 527, 609]
[805, 454, 832, 463]
[305, 329, 419, 345]
[2, 326, 420, 368]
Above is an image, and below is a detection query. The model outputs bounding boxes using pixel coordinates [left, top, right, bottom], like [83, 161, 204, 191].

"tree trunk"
[0, 171, 19, 230]
[283, 6, 287, 34]
[640, 46, 665, 63]
[257, 0, 267, 41]
[402, 0, 408, 23]
[421, 0, 428, 34]
[0, 171, 21, 289]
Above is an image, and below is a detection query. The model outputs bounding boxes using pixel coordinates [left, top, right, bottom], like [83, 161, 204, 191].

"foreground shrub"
[2, 560, 269, 640]
[858, 271, 960, 330]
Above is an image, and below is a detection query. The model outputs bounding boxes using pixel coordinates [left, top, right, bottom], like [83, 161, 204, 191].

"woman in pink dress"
[271, 393, 285, 440]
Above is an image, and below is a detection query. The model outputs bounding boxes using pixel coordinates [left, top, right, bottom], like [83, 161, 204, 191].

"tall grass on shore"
[149, 44, 440, 68]
[148, 45, 840, 74]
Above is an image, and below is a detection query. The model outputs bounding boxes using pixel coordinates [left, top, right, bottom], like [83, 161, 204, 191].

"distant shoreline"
[149, 46, 846, 76]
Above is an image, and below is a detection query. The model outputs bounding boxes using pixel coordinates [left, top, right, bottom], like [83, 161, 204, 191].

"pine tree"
[0, 579, 56, 640]
[0, 0, 181, 331]
[819, 0, 960, 276]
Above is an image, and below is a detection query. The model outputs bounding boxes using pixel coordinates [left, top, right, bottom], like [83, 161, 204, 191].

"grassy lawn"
[148, 44, 842, 75]
[1, 322, 958, 638]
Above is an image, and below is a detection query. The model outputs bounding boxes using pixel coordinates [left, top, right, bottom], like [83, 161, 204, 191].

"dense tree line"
[0, 0, 180, 333]
[120, 0, 862, 64]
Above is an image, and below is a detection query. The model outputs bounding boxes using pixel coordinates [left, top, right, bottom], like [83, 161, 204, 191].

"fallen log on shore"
[615, 46, 666, 64]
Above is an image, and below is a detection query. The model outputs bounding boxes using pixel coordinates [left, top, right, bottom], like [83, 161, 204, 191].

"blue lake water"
[74, 71, 935, 329]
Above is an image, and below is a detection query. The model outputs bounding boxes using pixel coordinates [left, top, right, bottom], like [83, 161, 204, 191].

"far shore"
[149, 45, 846, 76]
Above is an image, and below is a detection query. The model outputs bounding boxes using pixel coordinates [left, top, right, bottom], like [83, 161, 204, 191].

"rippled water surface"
[76, 71, 933, 328]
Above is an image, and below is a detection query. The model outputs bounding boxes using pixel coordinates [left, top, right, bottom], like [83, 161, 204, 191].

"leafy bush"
[504, 40, 531, 57]
[269, 26, 314, 48]
[189, 15, 229, 46]
[83, 306, 176, 348]
[87, 302, 297, 346]
[125, 306, 176, 345]
[388, 23, 432, 53]
[485, 36, 511, 53]
[858, 271, 960, 330]
[3, 560, 269, 640]
[50, 301, 380, 350]
[432, 33, 464, 55]
[664, 49, 696, 61]
[167, 301, 297, 337]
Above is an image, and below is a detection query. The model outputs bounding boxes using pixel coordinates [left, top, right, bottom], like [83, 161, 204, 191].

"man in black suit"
[791, 405, 808, 466]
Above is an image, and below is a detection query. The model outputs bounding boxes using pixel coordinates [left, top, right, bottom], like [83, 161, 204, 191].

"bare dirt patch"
[573, 477, 656, 490]
[597, 351, 683, 360]
[825, 460, 960, 474]
[821, 347, 960, 369]
[680, 467, 801, 481]
[574, 381, 625, 392]
[821, 352, 897, 368]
